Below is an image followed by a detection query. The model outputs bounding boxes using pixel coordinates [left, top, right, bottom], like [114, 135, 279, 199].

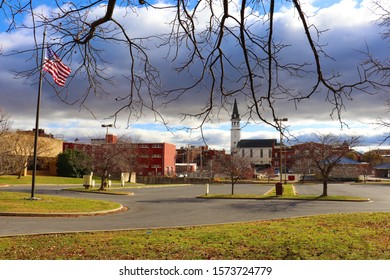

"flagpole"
[30, 27, 46, 200]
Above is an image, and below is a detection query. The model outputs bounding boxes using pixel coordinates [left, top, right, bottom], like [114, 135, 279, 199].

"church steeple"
[230, 99, 241, 154]
[231, 98, 240, 121]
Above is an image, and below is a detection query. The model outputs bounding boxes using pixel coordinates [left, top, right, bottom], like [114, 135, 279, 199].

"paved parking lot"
[1, 183, 389, 236]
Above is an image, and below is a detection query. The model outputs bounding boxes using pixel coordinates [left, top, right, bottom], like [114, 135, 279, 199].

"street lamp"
[274, 118, 288, 184]
[101, 124, 113, 143]
[102, 123, 113, 134]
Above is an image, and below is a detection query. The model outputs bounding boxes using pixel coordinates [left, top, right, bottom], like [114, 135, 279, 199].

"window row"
[241, 148, 272, 158]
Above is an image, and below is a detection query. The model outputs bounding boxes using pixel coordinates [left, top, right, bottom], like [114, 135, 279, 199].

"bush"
[56, 149, 93, 178]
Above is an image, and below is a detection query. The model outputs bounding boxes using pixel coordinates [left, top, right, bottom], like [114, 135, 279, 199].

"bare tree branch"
[1, 1, 386, 138]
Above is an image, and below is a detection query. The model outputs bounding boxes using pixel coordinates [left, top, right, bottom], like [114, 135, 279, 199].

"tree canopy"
[56, 149, 93, 178]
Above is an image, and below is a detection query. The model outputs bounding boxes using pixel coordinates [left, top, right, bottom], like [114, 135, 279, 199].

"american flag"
[43, 46, 71, 87]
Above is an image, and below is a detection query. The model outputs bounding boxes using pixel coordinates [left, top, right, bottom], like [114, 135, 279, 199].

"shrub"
[56, 149, 93, 178]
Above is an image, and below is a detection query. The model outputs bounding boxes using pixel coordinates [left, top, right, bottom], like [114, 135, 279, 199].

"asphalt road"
[1, 183, 390, 237]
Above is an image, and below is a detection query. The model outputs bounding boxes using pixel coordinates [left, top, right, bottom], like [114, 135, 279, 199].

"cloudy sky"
[0, 0, 389, 152]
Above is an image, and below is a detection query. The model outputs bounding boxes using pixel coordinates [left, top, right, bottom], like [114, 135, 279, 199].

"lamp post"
[101, 124, 113, 143]
[274, 118, 288, 184]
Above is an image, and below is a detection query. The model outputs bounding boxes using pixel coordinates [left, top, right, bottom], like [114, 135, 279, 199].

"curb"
[197, 195, 371, 202]
[0, 205, 127, 217]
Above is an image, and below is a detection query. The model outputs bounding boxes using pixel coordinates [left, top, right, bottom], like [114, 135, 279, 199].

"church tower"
[230, 99, 241, 154]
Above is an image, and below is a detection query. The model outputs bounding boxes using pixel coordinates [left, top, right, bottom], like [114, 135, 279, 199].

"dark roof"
[237, 139, 276, 148]
[337, 157, 362, 165]
[374, 163, 390, 170]
[320, 157, 365, 165]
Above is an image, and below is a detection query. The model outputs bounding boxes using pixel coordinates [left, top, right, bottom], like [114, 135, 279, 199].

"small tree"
[214, 154, 253, 195]
[57, 149, 93, 178]
[292, 152, 313, 184]
[294, 134, 360, 196]
[90, 137, 137, 190]
[362, 150, 389, 181]
[363, 150, 387, 165]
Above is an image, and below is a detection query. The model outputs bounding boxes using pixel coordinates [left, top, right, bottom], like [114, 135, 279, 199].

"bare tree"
[0, 142, 16, 176]
[359, 1, 389, 145]
[294, 134, 360, 196]
[292, 149, 313, 184]
[0, 107, 12, 136]
[89, 136, 137, 190]
[364, 1, 389, 86]
[375, 98, 390, 144]
[0, 108, 13, 175]
[0, 131, 57, 177]
[214, 153, 253, 195]
[1, 1, 380, 134]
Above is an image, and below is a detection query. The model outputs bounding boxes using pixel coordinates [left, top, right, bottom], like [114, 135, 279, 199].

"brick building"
[175, 145, 226, 177]
[63, 137, 176, 177]
[136, 142, 176, 176]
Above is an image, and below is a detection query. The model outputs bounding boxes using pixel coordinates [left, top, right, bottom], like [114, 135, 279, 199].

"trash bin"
[275, 182, 283, 196]
[83, 175, 92, 189]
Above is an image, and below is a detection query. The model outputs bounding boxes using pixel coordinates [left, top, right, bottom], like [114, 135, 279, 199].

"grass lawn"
[65, 187, 134, 195]
[0, 212, 388, 260]
[0, 175, 84, 185]
[0, 192, 122, 214]
[0, 175, 130, 186]
[199, 184, 370, 201]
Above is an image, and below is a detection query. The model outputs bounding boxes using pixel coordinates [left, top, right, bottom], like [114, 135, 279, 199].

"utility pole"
[274, 118, 288, 196]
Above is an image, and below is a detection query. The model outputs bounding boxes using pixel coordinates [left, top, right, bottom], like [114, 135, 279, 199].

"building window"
[260, 149, 263, 158]
[269, 149, 272, 158]
[242, 149, 245, 157]
[152, 144, 162, 148]
[250, 149, 253, 158]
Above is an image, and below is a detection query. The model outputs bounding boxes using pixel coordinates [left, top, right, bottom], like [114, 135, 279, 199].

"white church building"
[230, 99, 276, 171]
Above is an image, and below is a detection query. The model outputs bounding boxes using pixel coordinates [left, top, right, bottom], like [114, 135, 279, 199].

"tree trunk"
[231, 176, 235, 195]
[322, 179, 328, 196]
[100, 176, 107, 190]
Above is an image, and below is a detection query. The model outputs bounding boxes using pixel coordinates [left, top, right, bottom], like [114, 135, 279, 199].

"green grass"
[0, 192, 122, 214]
[0, 175, 84, 185]
[355, 181, 390, 186]
[0, 212, 388, 259]
[65, 187, 134, 195]
[199, 184, 369, 201]
[0, 175, 131, 186]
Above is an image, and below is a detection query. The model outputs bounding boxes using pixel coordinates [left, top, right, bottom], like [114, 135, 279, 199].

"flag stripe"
[43, 47, 71, 87]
